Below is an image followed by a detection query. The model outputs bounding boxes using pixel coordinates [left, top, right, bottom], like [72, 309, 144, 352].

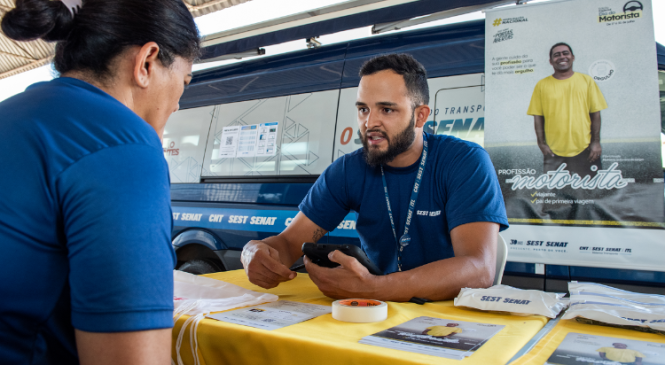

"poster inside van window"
[218, 122, 279, 158]
[485, 0, 665, 271]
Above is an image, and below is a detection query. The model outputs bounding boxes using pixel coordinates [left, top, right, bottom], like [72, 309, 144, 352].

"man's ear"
[133, 42, 161, 89]
[415, 104, 431, 128]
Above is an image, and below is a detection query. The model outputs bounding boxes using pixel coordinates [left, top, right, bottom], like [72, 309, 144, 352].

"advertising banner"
[484, 0, 665, 270]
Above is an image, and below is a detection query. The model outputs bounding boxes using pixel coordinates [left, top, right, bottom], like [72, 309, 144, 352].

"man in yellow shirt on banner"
[422, 323, 462, 338]
[527, 42, 608, 177]
[596, 342, 644, 365]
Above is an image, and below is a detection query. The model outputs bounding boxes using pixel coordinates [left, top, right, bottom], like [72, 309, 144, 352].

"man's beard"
[362, 112, 416, 166]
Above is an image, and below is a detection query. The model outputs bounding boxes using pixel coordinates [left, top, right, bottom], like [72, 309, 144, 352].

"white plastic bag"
[563, 282, 665, 332]
[173, 270, 278, 315]
[454, 284, 568, 318]
[568, 281, 665, 304]
[172, 271, 278, 365]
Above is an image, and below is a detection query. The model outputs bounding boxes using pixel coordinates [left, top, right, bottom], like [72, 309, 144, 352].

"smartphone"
[301, 242, 383, 275]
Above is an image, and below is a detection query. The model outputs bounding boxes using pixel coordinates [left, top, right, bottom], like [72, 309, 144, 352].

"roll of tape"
[332, 299, 388, 323]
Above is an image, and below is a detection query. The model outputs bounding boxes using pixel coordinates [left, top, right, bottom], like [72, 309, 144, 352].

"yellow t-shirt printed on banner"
[595, 347, 645, 363]
[425, 326, 463, 337]
[527, 73, 608, 157]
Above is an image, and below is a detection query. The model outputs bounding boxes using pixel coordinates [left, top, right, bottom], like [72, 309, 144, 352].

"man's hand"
[241, 212, 329, 290]
[305, 250, 380, 299]
[588, 141, 601, 162]
[538, 142, 554, 157]
[242, 240, 296, 289]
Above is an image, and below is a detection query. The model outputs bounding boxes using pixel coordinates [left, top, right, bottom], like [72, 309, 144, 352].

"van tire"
[177, 259, 225, 275]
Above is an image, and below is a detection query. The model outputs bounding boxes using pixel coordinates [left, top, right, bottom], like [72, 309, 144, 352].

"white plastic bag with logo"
[172, 271, 278, 365]
[454, 284, 568, 318]
[563, 281, 665, 333]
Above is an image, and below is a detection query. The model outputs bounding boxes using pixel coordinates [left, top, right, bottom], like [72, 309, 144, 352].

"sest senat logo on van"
[598, 1, 643, 23]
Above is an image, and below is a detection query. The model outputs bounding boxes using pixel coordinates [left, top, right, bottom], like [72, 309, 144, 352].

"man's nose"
[365, 109, 382, 130]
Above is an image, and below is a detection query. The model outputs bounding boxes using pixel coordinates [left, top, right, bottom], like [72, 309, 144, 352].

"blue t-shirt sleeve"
[443, 146, 509, 232]
[57, 144, 175, 332]
[298, 156, 351, 232]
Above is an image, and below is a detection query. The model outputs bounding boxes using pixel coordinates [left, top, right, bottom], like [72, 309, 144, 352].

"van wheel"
[177, 259, 225, 275]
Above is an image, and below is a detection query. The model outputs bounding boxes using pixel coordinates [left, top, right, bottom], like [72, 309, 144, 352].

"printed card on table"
[359, 316, 505, 360]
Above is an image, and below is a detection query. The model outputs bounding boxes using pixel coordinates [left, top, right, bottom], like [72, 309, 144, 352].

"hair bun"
[1, 0, 74, 42]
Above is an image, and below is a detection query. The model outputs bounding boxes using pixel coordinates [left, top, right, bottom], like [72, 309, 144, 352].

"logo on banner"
[589, 60, 616, 82]
[492, 16, 528, 26]
[598, 1, 643, 23]
[493, 29, 514, 43]
[580, 246, 633, 254]
[623, 1, 643, 12]
[505, 163, 629, 191]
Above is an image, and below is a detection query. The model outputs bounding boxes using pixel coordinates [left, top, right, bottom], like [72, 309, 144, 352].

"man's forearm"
[259, 214, 328, 268]
[373, 255, 493, 301]
[534, 116, 547, 145]
[261, 235, 302, 267]
[590, 111, 601, 143]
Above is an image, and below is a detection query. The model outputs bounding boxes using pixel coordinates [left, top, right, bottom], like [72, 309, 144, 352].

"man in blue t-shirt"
[242, 54, 508, 301]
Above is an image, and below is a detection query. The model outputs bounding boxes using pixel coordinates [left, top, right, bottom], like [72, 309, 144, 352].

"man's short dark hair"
[359, 53, 429, 108]
[549, 42, 574, 58]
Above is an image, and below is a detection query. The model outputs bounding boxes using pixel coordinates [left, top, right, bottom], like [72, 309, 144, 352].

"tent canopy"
[0, 0, 251, 80]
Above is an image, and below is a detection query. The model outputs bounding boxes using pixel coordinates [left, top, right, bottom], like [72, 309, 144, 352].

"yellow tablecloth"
[172, 270, 549, 365]
[510, 319, 665, 364]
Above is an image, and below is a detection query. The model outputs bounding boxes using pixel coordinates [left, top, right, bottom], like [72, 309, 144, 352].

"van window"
[201, 91, 338, 177]
[163, 106, 215, 183]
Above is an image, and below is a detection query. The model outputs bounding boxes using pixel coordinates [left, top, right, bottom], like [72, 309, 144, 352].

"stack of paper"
[359, 316, 505, 360]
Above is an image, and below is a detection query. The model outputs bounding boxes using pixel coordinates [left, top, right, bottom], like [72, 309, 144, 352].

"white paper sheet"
[218, 126, 240, 158]
[218, 122, 279, 159]
[207, 300, 331, 330]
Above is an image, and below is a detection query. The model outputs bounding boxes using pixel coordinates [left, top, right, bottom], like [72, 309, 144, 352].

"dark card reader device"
[301, 242, 383, 276]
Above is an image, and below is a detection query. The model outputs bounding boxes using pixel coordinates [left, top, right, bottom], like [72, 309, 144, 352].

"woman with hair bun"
[0, 1, 200, 364]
